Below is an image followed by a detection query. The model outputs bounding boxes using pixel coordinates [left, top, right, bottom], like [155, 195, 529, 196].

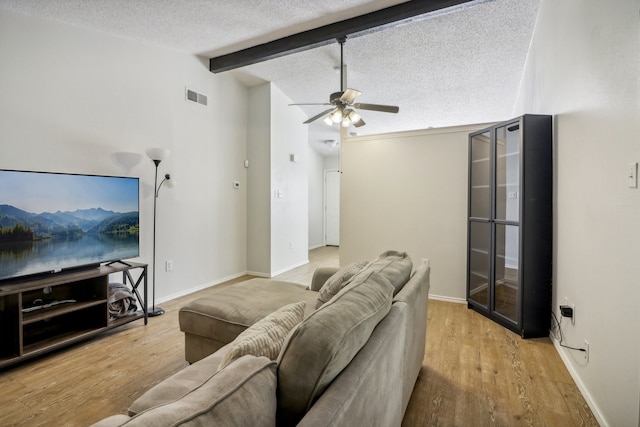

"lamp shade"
[146, 148, 170, 162]
[165, 175, 177, 188]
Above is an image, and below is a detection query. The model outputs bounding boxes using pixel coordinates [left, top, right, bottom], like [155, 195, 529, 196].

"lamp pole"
[149, 159, 165, 317]
[146, 147, 173, 317]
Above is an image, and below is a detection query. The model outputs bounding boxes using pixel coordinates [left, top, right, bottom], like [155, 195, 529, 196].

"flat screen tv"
[0, 169, 139, 282]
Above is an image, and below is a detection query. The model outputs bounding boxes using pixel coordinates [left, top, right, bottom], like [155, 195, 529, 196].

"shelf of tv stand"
[0, 262, 148, 369]
[22, 299, 107, 325]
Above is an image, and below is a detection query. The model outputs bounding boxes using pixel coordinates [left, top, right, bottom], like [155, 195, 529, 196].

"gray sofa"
[91, 251, 430, 427]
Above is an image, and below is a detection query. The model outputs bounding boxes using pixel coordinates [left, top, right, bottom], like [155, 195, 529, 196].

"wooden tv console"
[0, 262, 147, 369]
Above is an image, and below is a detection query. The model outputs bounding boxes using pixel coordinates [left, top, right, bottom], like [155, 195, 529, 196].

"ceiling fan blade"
[303, 108, 335, 124]
[289, 103, 331, 106]
[353, 103, 399, 113]
[340, 88, 362, 104]
[353, 117, 366, 128]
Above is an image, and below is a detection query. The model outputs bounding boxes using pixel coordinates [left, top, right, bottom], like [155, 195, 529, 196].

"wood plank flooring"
[0, 246, 598, 426]
[402, 300, 598, 426]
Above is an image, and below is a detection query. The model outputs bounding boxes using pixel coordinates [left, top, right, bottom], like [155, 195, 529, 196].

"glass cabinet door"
[468, 221, 491, 308]
[494, 223, 520, 322]
[495, 123, 520, 222]
[469, 131, 491, 219]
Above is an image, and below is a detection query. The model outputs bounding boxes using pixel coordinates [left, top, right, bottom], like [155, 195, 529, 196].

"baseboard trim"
[246, 259, 311, 279]
[155, 271, 248, 304]
[428, 294, 467, 304]
[551, 337, 608, 427]
[246, 271, 270, 278]
[270, 259, 309, 278]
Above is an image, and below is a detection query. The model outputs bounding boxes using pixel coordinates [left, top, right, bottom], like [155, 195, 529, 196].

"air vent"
[185, 88, 208, 107]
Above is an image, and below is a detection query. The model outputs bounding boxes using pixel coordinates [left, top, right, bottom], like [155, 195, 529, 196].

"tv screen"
[0, 170, 139, 282]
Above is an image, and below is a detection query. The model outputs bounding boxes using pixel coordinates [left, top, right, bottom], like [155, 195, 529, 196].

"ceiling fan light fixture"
[341, 118, 351, 128]
[323, 116, 334, 126]
[330, 109, 343, 123]
[347, 109, 361, 123]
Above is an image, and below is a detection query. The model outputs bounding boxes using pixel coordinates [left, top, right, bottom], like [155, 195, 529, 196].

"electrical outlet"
[570, 303, 575, 324]
[628, 162, 638, 188]
[584, 340, 589, 362]
[561, 297, 576, 325]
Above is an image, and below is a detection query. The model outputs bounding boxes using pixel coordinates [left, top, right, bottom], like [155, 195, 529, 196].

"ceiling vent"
[185, 87, 208, 106]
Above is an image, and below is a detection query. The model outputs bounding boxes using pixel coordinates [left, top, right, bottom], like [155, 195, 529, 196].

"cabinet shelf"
[470, 248, 489, 254]
[0, 262, 147, 369]
[470, 270, 488, 280]
[22, 299, 107, 325]
[472, 157, 490, 163]
[23, 327, 105, 356]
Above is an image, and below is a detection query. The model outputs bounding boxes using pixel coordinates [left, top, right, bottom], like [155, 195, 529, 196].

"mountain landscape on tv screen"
[0, 204, 139, 243]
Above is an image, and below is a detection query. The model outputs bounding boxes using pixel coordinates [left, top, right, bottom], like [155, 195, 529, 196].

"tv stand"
[0, 262, 147, 369]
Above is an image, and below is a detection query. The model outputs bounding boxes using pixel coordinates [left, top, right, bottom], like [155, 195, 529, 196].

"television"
[0, 169, 139, 282]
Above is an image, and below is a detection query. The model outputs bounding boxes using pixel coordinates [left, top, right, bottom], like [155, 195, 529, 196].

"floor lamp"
[146, 148, 175, 317]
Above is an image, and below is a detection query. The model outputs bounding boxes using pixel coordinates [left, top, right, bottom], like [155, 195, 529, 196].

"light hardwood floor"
[0, 246, 598, 426]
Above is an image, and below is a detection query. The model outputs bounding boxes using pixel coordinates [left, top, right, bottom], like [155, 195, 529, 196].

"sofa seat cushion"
[219, 301, 306, 370]
[102, 355, 277, 427]
[179, 279, 317, 347]
[276, 270, 394, 425]
[359, 250, 413, 295]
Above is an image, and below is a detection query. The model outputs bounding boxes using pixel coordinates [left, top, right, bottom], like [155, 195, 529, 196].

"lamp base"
[148, 306, 165, 317]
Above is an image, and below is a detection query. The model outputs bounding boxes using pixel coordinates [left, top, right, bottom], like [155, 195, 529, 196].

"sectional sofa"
[91, 251, 430, 426]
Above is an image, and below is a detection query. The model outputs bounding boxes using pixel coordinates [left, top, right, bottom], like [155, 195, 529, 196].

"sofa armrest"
[310, 267, 339, 291]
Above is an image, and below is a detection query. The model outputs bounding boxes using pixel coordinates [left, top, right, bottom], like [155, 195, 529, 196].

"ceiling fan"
[290, 36, 399, 128]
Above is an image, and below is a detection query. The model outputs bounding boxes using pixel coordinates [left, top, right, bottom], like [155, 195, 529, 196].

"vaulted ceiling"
[0, 0, 540, 155]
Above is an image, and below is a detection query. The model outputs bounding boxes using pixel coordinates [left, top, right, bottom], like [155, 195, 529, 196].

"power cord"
[550, 311, 586, 353]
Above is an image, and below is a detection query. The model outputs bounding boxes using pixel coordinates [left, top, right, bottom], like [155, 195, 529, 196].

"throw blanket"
[108, 282, 138, 320]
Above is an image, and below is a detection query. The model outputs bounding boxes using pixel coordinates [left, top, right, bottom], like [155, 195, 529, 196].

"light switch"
[628, 162, 638, 188]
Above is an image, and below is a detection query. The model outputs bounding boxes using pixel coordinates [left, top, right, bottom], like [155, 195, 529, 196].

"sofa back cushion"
[360, 250, 413, 295]
[218, 301, 306, 370]
[117, 355, 277, 426]
[315, 260, 369, 308]
[276, 270, 394, 425]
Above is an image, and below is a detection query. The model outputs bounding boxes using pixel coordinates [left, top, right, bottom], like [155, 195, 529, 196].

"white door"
[324, 170, 340, 246]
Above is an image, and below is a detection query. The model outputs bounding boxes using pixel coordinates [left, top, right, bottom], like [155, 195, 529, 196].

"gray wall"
[513, 0, 640, 425]
[340, 124, 488, 301]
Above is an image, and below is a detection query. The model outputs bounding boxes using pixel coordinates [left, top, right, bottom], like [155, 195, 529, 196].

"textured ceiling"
[0, 0, 540, 156]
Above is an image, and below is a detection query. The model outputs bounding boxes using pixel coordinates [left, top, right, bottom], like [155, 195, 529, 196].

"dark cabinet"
[467, 114, 552, 338]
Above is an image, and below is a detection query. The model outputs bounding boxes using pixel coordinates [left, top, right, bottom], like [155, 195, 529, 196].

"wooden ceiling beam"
[209, 0, 476, 73]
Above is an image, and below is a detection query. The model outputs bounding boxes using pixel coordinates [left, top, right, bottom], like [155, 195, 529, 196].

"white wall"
[269, 84, 309, 275]
[247, 84, 271, 275]
[513, 1, 640, 425]
[0, 10, 249, 301]
[340, 125, 488, 300]
[308, 148, 325, 249]
[324, 156, 340, 171]
[247, 83, 309, 276]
